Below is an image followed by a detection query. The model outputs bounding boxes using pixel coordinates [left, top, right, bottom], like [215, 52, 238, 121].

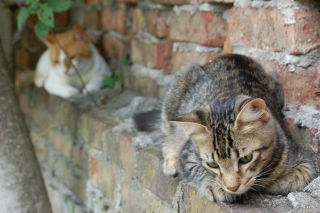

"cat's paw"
[64, 87, 79, 98]
[163, 159, 178, 176]
[203, 184, 238, 203]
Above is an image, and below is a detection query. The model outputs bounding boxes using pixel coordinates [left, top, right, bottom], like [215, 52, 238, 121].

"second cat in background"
[34, 25, 111, 98]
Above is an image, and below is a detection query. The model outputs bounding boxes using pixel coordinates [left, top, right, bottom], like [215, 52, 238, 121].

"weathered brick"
[132, 8, 143, 33]
[102, 8, 127, 34]
[255, 58, 320, 109]
[90, 157, 117, 199]
[136, 148, 179, 203]
[145, 9, 170, 38]
[79, 114, 105, 150]
[151, 0, 196, 5]
[170, 11, 226, 46]
[103, 35, 129, 60]
[15, 48, 42, 69]
[123, 67, 160, 97]
[54, 11, 69, 27]
[177, 181, 222, 213]
[103, 130, 136, 177]
[131, 38, 172, 69]
[167, 48, 220, 73]
[228, 7, 320, 54]
[152, 0, 233, 3]
[86, 0, 105, 4]
[83, 9, 101, 30]
[54, 154, 88, 202]
[120, 181, 145, 213]
[117, 0, 139, 3]
[49, 129, 73, 158]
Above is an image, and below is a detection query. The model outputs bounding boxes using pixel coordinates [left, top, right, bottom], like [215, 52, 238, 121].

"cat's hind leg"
[266, 162, 313, 194]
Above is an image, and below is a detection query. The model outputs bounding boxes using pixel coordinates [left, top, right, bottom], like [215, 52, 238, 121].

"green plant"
[17, 0, 73, 39]
[103, 54, 132, 89]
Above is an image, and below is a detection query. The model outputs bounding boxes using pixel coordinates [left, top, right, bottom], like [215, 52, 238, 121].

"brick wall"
[15, 0, 320, 212]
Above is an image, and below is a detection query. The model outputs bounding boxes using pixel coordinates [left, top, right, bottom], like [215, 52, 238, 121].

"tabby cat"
[34, 25, 111, 98]
[134, 54, 315, 202]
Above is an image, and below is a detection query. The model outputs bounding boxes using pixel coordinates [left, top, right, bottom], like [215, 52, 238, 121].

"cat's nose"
[227, 185, 240, 192]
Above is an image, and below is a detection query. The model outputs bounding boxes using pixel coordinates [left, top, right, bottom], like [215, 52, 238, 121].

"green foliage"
[17, 0, 73, 39]
[103, 71, 123, 89]
[103, 54, 132, 89]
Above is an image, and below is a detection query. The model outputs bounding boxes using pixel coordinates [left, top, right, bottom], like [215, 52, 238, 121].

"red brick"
[17, 27, 44, 49]
[255, 58, 320, 109]
[117, 0, 139, 3]
[151, 0, 196, 4]
[132, 8, 144, 33]
[167, 48, 220, 73]
[103, 35, 129, 60]
[86, 0, 105, 4]
[169, 11, 226, 46]
[54, 11, 69, 27]
[83, 9, 101, 30]
[131, 38, 172, 69]
[124, 67, 160, 97]
[152, 0, 233, 3]
[90, 157, 116, 198]
[228, 7, 320, 54]
[102, 8, 127, 34]
[145, 9, 170, 38]
[15, 48, 42, 69]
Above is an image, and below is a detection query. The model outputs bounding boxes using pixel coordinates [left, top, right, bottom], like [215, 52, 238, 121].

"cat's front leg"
[202, 182, 239, 202]
[44, 82, 79, 98]
[84, 77, 104, 93]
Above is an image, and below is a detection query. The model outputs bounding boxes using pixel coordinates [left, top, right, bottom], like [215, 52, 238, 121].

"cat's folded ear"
[235, 98, 270, 133]
[169, 107, 213, 155]
[72, 25, 89, 42]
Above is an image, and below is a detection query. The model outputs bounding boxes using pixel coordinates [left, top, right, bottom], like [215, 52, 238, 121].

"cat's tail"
[133, 110, 161, 132]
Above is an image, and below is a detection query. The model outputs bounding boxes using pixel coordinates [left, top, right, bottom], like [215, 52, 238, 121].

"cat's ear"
[169, 108, 213, 157]
[235, 98, 269, 133]
[72, 25, 89, 42]
[169, 108, 211, 139]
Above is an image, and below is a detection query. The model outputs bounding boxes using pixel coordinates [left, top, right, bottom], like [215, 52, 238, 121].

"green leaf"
[103, 77, 115, 88]
[47, 0, 73, 12]
[120, 53, 132, 66]
[35, 21, 50, 39]
[114, 71, 123, 81]
[17, 7, 32, 30]
[37, 5, 54, 27]
[26, 0, 38, 5]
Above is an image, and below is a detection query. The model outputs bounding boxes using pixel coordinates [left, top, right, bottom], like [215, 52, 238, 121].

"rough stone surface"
[102, 8, 128, 34]
[131, 37, 173, 69]
[19, 87, 320, 213]
[229, 7, 320, 54]
[170, 11, 226, 46]
[103, 34, 129, 60]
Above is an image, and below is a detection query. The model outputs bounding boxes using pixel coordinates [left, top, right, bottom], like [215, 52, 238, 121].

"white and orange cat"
[34, 25, 111, 98]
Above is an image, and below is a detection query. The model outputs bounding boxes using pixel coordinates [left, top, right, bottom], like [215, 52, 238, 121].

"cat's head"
[170, 97, 277, 195]
[44, 25, 93, 75]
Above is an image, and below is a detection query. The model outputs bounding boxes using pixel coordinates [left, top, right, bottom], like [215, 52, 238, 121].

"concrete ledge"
[19, 87, 320, 213]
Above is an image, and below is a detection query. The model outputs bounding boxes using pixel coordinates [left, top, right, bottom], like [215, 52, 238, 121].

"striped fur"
[160, 54, 315, 202]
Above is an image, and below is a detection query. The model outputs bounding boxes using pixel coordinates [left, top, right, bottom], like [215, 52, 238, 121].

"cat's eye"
[239, 154, 253, 164]
[207, 161, 219, 169]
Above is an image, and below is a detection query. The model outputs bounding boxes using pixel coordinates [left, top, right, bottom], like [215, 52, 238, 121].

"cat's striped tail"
[133, 110, 161, 132]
